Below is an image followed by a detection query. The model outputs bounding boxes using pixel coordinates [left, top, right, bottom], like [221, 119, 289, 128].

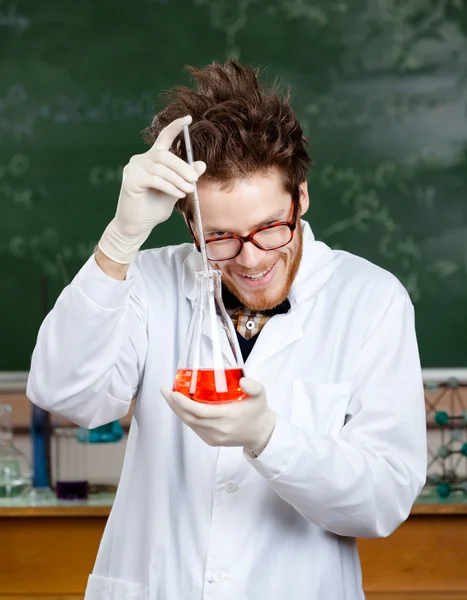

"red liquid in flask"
[173, 368, 247, 403]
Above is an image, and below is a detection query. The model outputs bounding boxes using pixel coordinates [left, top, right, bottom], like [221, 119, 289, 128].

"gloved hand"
[98, 115, 206, 264]
[161, 378, 277, 456]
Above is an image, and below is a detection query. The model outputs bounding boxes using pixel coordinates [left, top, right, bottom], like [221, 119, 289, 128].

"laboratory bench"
[0, 496, 465, 600]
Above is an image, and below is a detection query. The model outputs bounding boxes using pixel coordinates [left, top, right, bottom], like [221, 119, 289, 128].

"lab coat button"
[225, 482, 238, 493]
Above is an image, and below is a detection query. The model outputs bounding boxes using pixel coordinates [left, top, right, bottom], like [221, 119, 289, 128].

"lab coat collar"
[181, 221, 334, 308]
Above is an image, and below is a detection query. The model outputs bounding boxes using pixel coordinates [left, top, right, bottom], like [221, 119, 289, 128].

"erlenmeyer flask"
[174, 269, 247, 403]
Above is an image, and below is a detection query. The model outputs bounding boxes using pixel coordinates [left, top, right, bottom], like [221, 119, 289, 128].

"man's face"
[195, 169, 309, 311]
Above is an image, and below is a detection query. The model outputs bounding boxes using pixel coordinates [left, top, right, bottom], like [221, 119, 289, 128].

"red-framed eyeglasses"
[187, 189, 300, 261]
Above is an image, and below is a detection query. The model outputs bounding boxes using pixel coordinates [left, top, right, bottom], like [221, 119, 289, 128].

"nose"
[234, 241, 267, 269]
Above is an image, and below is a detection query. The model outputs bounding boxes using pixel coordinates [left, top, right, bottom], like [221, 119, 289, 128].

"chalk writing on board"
[89, 166, 124, 186]
[314, 149, 466, 304]
[0, 85, 33, 141]
[0, 2, 30, 32]
[0, 83, 27, 107]
[1, 184, 33, 209]
[40, 91, 155, 123]
[300, 85, 464, 131]
[195, 0, 350, 57]
[0, 113, 34, 141]
[0, 153, 29, 178]
[193, 0, 466, 73]
[281, 0, 349, 24]
[396, 0, 466, 72]
[380, 234, 421, 264]
[429, 260, 459, 278]
[194, 0, 258, 58]
[317, 153, 449, 207]
[0, 153, 46, 209]
[2, 231, 96, 284]
[279, 3, 327, 25]
[0, 86, 155, 141]
[318, 160, 420, 244]
[334, 0, 467, 74]
[319, 161, 399, 191]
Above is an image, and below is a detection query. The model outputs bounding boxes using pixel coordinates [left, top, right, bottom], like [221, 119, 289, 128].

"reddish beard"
[219, 225, 303, 311]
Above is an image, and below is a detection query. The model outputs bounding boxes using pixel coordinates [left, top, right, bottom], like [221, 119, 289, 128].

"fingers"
[161, 388, 225, 420]
[150, 115, 192, 153]
[239, 378, 263, 397]
[144, 117, 206, 193]
[146, 163, 195, 195]
[148, 151, 199, 184]
[129, 148, 201, 199]
[143, 175, 187, 200]
[193, 161, 207, 177]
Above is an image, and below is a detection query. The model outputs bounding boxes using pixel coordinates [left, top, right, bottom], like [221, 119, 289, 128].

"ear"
[298, 181, 310, 216]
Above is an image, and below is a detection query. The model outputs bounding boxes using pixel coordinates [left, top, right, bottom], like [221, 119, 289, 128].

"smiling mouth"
[237, 263, 276, 281]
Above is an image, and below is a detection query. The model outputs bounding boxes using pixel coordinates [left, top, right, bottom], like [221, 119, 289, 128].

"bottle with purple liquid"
[53, 426, 89, 500]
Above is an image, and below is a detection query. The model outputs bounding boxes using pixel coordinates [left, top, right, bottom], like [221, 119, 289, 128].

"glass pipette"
[183, 125, 209, 272]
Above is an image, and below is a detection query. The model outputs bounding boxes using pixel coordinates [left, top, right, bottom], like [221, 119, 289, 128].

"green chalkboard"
[1, 0, 467, 370]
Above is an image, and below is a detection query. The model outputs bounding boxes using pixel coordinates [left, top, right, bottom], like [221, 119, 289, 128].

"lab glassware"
[0, 404, 31, 499]
[173, 269, 247, 403]
[53, 426, 89, 500]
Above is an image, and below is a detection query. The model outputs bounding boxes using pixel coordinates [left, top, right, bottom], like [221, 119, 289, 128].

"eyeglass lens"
[206, 225, 293, 260]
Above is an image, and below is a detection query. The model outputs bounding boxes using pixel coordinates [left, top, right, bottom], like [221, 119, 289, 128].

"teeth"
[242, 266, 273, 280]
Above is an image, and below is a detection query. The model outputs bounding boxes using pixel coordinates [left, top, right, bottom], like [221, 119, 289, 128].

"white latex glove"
[98, 115, 206, 264]
[161, 378, 277, 457]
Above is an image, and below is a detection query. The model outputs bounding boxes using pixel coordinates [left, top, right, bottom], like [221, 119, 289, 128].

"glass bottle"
[173, 269, 247, 403]
[83, 421, 124, 444]
[30, 403, 52, 491]
[53, 425, 89, 500]
[0, 404, 31, 500]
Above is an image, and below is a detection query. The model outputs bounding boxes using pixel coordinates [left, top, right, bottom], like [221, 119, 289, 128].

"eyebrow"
[205, 208, 287, 235]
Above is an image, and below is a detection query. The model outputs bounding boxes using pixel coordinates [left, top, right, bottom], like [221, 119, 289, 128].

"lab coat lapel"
[243, 223, 335, 372]
[244, 308, 305, 373]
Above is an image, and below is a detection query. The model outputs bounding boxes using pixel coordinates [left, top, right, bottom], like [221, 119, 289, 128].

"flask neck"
[194, 270, 222, 301]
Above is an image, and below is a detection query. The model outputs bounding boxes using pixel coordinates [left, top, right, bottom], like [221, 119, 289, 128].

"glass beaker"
[53, 426, 89, 500]
[173, 269, 247, 403]
[0, 404, 31, 499]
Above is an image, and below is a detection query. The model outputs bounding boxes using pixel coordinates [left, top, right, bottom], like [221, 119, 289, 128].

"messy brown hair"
[142, 59, 312, 217]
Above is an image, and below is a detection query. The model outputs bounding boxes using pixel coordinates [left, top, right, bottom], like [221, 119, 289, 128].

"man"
[28, 60, 427, 600]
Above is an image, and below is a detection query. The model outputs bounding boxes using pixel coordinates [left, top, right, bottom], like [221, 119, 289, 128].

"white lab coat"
[27, 222, 427, 600]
